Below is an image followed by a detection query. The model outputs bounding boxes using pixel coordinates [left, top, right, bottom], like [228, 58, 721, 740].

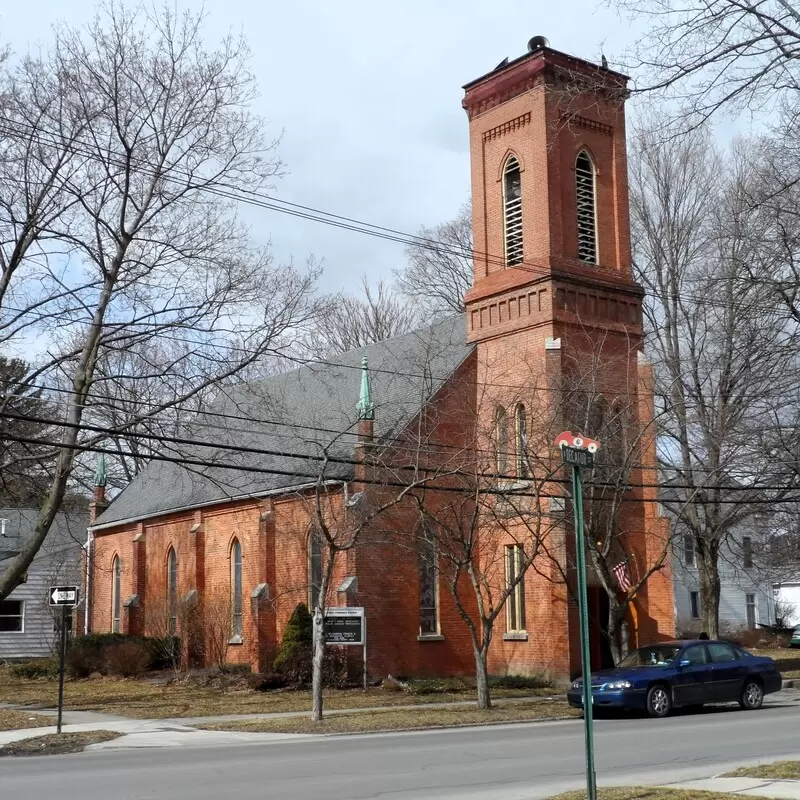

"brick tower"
[462, 38, 674, 677]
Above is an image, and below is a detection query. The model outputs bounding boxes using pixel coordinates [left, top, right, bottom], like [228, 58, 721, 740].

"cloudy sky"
[2, 1, 643, 295]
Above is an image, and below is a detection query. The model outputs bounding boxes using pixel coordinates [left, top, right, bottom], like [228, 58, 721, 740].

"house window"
[683, 534, 695, 568]
[503, 155, 524, 266]
[418, 530, 439, 636]
[495, 406, 509, 476]
[505, 544, 526, 632]
[745, 593, 756, 629]
[742, 536, 753, 569]
[111, 555, 121, 633]
[309, 529, 323, 611]
[575, 150, 597, 264]
[0, 600, 23, 632]
[167, 547, 178, 636]
[689, 590, 700, 620]
[515, 404, 529, 478]
[230, 538, 243, 639]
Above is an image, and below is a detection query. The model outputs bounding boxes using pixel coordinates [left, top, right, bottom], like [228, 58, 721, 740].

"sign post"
[555, 432, 599, 800]
[49, 585, 79, 734]
[322, 607, 367, 689]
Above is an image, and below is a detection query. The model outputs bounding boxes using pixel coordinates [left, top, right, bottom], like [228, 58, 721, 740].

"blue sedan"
[567, 640, 782, 718]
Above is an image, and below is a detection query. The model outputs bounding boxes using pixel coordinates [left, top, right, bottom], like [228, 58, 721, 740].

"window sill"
[503, 631, 528, 641]
[228, 635, 244, 645]
[417, 634, 445, 642]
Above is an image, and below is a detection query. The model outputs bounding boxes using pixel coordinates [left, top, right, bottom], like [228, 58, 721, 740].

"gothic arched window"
[515, 404, 529, 478]
[230, 538, 243, 639]
[166, 547, 178, 636]
[111, 555, 121, 633]
[503, 155, 524, 266]
[575, 151, 597, 264]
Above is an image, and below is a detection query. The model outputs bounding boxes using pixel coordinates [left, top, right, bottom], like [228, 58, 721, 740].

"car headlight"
[605, 680, 632, 690]
[571, 680, 582, 690]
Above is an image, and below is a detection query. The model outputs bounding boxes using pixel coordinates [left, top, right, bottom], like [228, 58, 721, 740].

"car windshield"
[618, 645, 681, 668]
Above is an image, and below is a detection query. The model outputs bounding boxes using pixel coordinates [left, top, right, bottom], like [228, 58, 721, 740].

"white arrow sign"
[49, 586, 78, 606]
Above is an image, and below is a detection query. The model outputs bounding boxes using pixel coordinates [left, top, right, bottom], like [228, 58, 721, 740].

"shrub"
[67, 644, 105, 678]
[148, 636, 181, 671]
[491, 673, 552, 691]
[247, 672, 288, 691]
[273, 604, 313, 685]
[404, 677, 471, 695]
[10, 658, 59, 679]
[106, 641, 152, 677]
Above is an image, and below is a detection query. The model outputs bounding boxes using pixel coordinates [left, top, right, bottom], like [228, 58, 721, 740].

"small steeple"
[356, 356, 374, 421]
[94, 453, 107, 488]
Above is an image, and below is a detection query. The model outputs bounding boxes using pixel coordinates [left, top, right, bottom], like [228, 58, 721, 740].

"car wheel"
[739, 679, 764, 710]
[646, 684, 672, 718]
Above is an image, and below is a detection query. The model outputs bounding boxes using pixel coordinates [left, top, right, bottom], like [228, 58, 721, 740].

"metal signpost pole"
[571, 461, 597, 800]
[57, 603, 68, 734]
[362, 613, 367, 690]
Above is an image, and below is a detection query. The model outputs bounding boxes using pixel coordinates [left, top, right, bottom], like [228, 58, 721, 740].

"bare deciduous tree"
[395, 202, 473, 315]
[629, 119, 798, 637]
[0, 3, 319, 600]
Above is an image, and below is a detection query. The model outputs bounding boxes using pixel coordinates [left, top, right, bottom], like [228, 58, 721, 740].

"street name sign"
[49, 585, 79, 607]
[323, 606, 364, 645]
[562, 445, 594, 468]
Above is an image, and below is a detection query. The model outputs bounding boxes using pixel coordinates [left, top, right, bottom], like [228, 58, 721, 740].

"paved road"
[3, 702, 800, 800]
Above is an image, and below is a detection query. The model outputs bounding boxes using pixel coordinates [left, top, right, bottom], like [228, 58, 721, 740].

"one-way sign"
[49, 586, 79, 607]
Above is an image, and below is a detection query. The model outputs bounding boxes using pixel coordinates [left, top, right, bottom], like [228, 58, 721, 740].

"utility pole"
[556, 431, 599, 800]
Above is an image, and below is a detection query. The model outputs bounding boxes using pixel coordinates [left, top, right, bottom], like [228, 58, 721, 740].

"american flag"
[612, 561, 632, 592]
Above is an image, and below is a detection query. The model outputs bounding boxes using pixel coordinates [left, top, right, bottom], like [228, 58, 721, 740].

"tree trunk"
[474, 642, 492, 710]
[606, 600, 624, 666]
[698, 548, 721, 639]
[311, 606, 325, 722]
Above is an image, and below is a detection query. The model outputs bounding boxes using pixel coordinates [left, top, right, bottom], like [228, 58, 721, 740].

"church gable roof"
[92, 315, 472, 528]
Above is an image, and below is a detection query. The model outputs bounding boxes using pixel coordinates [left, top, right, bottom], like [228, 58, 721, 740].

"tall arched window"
[515, 404, 529, 478]
[166, 547, 178, 636]
[309, 530, 323, 610]
[111, 555, 121, 633]
[230, 539, 243, 639]
[503, 155, 523, 266]
[575, 151, 597, 264]
[495, 407, 509, 475]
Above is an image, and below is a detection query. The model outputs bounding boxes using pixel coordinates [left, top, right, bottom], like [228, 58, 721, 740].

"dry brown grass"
[0, 667, 552, 719]
[551, 789, 775, 800]
[722, 761, 800, 780]
[197, 699, 577, 734]
[0, 708, 53, 731]
[0, 730, 120, 757]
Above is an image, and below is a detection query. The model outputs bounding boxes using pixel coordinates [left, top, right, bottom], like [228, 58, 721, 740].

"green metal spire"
[356, 356, 374, 420]
[94, 453, 107, 488]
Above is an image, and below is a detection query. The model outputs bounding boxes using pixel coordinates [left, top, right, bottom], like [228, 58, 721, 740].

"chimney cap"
[527, 36, 550, 52]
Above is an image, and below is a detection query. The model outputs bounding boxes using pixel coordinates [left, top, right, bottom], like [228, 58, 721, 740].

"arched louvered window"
[230, 538, 243, 639]
[575, 151, 597, 264]
[166, 547, 178, 636]
[515, 404, 529, 478]
[495, 407, 509, 475]
[503, 155, 523, 266]
[111, 556, 121, 633]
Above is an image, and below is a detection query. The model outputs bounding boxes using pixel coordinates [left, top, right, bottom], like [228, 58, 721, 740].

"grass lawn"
[197, 699, 577, 734]
[0, 731, 120, 757]
[749, 649, 800, 679]
[0, 708, 54, 731]
[722, 761, 800, 780]
[0, 667, 554, 719]
[550, 789, 774, 800]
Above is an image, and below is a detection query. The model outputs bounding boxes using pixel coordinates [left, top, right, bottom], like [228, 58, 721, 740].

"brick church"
[85, 38, 674, 679]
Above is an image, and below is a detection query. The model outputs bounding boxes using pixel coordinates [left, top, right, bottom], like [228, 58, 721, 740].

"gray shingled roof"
[0, 509, 86, 563]
[92, 315, 473, 528]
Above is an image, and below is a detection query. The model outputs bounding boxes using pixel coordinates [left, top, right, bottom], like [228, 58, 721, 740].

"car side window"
[682, 645, 708, 666]
[708, 643, 736, 663]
